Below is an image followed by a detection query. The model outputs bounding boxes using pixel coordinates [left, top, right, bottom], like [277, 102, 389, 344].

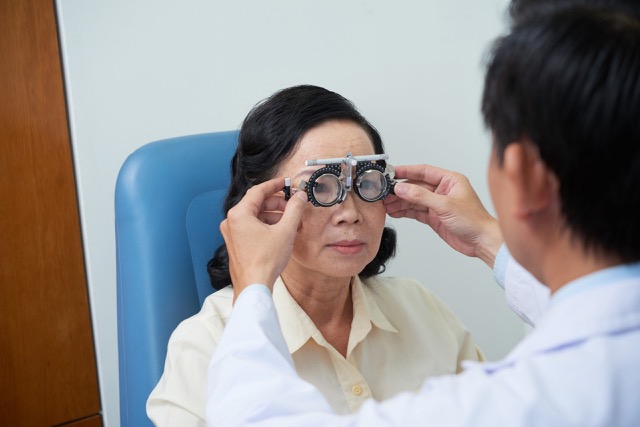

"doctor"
[206, 3, 640, 426]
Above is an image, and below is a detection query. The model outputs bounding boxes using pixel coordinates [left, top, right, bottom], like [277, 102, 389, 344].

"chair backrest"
[115, 130, 238, 427]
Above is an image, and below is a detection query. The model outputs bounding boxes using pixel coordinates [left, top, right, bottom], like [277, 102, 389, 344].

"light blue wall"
[57, 1, 516, 425]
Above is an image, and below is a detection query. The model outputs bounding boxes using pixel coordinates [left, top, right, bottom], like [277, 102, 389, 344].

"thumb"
[394, 181, 441, 210]
[278, 191, 307, 230]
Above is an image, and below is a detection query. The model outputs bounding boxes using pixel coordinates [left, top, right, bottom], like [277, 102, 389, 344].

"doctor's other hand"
[220, 178, 307, 299]
[385, 164, 503, 268]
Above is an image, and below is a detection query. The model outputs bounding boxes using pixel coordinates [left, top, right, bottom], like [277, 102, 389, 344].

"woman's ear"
[503, 140, 558, 219]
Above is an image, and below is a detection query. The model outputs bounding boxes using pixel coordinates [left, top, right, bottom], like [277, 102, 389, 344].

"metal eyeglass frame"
[283, 153, 396, 207]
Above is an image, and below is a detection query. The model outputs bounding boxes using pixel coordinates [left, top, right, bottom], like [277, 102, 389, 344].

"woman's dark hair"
[208, 85, 396, 289]
[482, 5, 640, 261]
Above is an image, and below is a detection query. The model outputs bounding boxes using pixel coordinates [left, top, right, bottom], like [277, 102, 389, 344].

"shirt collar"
[354, 276, 398, 334]
[272, 277, 314, 354]
[272, 275, 398, 356]
[551, 262, 640, 305]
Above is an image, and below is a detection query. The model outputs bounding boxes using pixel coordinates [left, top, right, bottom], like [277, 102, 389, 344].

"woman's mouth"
[328, 240, 365, 255]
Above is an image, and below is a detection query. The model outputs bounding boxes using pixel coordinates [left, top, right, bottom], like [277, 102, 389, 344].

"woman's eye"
[314, 182, 328, 193]
[360, 180, 376, 190]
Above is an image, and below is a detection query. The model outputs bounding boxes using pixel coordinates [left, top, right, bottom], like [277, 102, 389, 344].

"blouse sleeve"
[148, 314, 221, 426]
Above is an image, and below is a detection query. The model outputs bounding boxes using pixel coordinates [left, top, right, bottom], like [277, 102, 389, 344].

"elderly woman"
[147, 85, 483, 426]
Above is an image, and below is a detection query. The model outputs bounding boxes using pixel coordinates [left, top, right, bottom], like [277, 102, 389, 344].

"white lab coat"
[206, 253, 640, 427]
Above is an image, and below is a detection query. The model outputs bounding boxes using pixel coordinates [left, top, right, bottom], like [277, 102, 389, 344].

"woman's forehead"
[294, 123, 375, 159]
[277, 121, 377, 177]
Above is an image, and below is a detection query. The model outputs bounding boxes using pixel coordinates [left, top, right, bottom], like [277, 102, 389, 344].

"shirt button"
[352, 385, 363, 396]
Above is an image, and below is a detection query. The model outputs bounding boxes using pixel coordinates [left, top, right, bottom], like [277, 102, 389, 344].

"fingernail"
[394, 182, 407, 195]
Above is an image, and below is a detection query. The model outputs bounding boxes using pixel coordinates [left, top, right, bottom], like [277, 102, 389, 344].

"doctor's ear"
[503, 140, 558, 219]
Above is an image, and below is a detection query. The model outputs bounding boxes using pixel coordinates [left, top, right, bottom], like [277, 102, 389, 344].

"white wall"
[57, 1, 516, 425]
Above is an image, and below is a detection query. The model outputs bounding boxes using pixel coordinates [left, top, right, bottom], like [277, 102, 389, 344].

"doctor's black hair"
[207, 85, 397, 290]
[508, 0, 640, 25]
[482, 5, 640, 261]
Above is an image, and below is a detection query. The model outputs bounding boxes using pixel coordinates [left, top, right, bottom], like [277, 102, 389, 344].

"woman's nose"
[333, 191, 363, 224]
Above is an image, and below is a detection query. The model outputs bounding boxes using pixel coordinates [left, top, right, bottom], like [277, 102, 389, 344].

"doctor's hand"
[385, 164, 503, 268]
[220, 178, 307, 300]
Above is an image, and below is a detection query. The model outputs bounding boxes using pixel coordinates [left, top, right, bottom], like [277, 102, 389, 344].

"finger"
[393, 164, 453, 187]
[219, 218, 231, 242]
[382, 194, 399, 205]
[392, 181, 442, 209]
[262, 193, 288, 213]
[386, 206, 430, 224]
[387, 209, 418, 220]
[385, 198, 429, 216]
[275, 191, 307, 231]
[385, 196, 413, 213]
[243, 178, 290, 214]
[258, 211, 283, 225]
[401, 178, 438, 193]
